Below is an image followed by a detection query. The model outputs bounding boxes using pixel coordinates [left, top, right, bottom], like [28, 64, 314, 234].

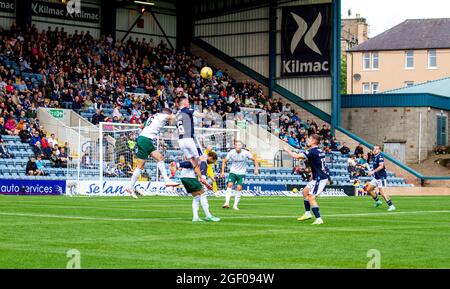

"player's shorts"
[180, 177, 203, 194]
[179, 138, 201, 159]
[370, 178, 387, 188]
[227, 173, 245, 186]
[136, 136, 156, 160]
[306, 179, 328, 196]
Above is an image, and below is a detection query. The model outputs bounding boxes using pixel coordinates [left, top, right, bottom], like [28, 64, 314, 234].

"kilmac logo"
[281, 4, 331, 76]
[290, 12, 322, 55]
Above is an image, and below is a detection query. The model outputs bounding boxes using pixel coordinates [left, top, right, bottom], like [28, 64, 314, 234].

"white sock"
[200, 194, 212, 218]
[192, 196, 200, 219]
[233, 191, 241, 208]
[225, 187, 232, 205]
[157, 161, 170, 182]
[129, 168, 142, 189]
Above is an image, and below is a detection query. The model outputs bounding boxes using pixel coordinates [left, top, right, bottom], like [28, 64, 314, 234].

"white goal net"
[67, 122, 240, 195]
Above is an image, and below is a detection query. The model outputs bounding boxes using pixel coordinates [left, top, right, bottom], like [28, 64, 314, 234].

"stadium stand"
[0, 24, 412, 187]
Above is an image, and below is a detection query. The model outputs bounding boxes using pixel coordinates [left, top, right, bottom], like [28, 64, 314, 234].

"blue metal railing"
[337, 126, 450, 182]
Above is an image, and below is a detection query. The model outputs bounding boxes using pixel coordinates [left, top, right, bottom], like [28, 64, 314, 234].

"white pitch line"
[325, 210, 450, 218]
[0, 210, 449, 222]
[0, 212, 183, 222]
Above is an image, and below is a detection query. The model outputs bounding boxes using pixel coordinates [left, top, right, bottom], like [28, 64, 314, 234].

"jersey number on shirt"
[146, 116, 155, 127]
[177, 120, 185, 135]
[320, 158, 326, 172]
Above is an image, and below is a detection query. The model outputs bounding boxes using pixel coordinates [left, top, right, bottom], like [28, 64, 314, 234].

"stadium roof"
[384, 76, 450, 97]
[348, 18, 450, 52]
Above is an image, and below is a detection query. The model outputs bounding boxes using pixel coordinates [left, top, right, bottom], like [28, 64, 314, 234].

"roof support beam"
[268, 0, 277, 98]
[332, 0, 342, 135]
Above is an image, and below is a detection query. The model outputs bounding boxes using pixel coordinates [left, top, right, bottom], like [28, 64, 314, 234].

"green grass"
[0, 195, 449, 269]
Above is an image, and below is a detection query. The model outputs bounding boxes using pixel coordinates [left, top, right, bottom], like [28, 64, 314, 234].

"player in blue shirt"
[284, 134, 330, 225]
[176, 97, 210, 184]
[365, 145, 396, 211]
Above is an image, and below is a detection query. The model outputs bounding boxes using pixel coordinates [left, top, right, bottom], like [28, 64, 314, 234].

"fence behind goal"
[66, 122, 239, 195]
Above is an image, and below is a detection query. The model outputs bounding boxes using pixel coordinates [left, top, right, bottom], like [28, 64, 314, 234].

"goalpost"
[68, 122, 240, 195]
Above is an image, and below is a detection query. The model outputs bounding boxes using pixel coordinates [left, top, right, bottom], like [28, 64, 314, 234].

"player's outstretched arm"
[284, 146, 305, 160]
[167, 114, 177, 124]
[251, 155, 259, 176]
[221, 158, 228, 178]
[193, 111, 207, 119]
[194, 110, 214, 120]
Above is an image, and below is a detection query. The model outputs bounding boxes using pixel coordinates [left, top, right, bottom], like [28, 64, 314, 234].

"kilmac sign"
[0, 0, 14, 13]
[31, 0, 100, 24]
[281, 4, 332, 77]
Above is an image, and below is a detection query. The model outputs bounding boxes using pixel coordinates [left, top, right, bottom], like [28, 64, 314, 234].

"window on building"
[362, 83, 371, 94]
[428, 50, 437, 68]
[372, 52, 379, 69]
[405, 81, 414, 88]
[363, 52, 371, 70]
[405, 50, 414, 69]
[372, 82, 379, 94]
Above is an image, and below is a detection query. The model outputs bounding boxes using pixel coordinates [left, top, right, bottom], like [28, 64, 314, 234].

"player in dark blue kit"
[284, 134, 329, 225]
[365, 145, 396, 211]
[175, 96, 212, 190]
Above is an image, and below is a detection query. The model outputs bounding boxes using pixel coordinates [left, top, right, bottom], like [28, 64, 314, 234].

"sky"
[342, 0, 450, 37]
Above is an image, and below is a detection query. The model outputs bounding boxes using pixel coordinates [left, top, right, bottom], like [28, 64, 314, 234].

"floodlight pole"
[77, 118, 81, 185]
[331, 0, 342, 134]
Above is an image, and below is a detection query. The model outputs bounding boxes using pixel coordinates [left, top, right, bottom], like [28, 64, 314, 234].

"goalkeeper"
[204, 145, 219, 195]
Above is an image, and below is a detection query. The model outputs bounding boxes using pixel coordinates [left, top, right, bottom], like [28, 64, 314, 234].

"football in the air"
[200, 66, 213, 79]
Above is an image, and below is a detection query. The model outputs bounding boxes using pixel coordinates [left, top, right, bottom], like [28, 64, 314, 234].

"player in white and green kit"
[125, 108, 179, 199]
[221, 141, 258, 210]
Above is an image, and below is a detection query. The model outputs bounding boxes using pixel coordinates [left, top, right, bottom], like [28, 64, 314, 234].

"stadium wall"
[334, 128, 421, 186]
[385, 187, 450, 196]
[3, 176, 449, 196]
[341, 107, 449, 164]
[31, 0, 102, 39]
[24, 1, 177, 45]
[194, 7, 269, 77]
[115, 2, 176, 45]
[193, 0, 332, 115]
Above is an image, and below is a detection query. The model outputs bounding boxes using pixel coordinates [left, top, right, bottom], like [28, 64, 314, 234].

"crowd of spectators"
[1, 23, 290, 128]
[345, 143, 374, 180]
[1, 23, 357, 178]
[276, 108, 339, 152]
[292, 160, 311, 182]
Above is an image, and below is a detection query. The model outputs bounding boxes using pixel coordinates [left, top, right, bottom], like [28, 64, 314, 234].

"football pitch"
[0, 195, 449, 269]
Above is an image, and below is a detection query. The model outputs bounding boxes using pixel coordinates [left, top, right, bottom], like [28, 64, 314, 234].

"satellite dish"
[353, 73, 361, 81]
